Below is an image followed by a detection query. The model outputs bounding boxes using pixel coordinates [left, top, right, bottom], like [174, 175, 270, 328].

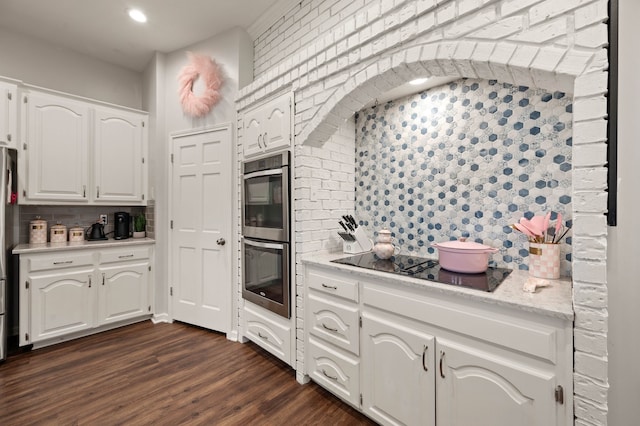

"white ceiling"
[0, 0, 292, 72]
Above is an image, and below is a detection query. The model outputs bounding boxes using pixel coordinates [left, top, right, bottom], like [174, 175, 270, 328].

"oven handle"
[243, 238, 285, 250]
[243, 168, 285, 180]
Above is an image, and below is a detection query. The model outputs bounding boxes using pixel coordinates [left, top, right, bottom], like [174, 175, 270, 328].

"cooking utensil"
[542, 212, 551, 241]
[519, 218, 541, 239]
[342, 218, 354, 232]
[554, 213, 563, 242]
[339, 221, 349, 232]
[432, 237, 498, 274]
[512, 223, 534, 238]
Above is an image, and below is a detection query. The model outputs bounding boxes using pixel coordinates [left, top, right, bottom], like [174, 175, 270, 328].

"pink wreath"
[178, 52, 223, 117]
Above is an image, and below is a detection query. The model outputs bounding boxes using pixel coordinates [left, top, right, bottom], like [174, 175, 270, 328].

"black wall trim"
[607, 0, 618, 226]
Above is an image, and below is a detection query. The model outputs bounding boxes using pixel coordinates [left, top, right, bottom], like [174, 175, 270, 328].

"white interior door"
[170, 125, 232, 333]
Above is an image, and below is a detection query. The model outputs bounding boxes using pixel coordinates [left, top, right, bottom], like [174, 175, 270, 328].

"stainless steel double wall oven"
[242, 152, 290, 318]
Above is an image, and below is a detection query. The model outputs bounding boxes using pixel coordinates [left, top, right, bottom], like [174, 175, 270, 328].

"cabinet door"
[30, 269, 95, 343]
[242, 109, 263, 158]
[23, 91, 89, 201]
[93, 107, 147, 204]
[436, 339, 556, 426]
[361, 311, 436, 426]
[98, 261, 149, 325]
[263, 94, 291, 153]
[242, 93, 292, 159]
[0, 81, 17, 148]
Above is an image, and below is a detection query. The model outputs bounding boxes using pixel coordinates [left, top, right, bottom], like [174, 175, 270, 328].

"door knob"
[216, 238, 226, 246]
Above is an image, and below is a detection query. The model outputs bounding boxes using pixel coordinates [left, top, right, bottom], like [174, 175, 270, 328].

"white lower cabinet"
[98, 261, 149, 325]
[436, 338, 556, 426]
[19, 244, 153, 346]
[30, 267, 96, 342]
[361, 311, 435, 426]
[304, 265, 573, 426]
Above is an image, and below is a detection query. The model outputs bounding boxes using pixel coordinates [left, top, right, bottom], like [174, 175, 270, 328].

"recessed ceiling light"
[409, 78, 429, 85]
[128, 9, 147, 23]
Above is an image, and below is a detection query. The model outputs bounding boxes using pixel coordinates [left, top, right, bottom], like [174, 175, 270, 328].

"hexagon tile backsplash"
[355, 78, 573, 274]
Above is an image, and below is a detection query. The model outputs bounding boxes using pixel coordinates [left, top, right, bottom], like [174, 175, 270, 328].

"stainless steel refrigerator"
[0, 147, 16, 361]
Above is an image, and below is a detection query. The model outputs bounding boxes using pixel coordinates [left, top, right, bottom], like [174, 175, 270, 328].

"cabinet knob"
[216, 238, 226, 246]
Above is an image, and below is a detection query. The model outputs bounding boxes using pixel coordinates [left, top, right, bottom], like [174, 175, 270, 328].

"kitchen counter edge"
[302, 251, 574, 321]
[12, 238, 156, 254]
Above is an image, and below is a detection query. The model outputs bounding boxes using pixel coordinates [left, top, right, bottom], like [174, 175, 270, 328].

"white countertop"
[302, 251, 574, 321]
[12, 237, 156, 254]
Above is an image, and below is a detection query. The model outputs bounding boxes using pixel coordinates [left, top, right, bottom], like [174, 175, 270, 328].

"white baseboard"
[151, 313, 171, 324]
[226, 330, 239, 342]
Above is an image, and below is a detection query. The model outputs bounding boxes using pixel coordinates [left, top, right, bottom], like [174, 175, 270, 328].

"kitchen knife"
[342, 215, 355, 232]
[338, 232, 356, 241]
[347, 215, 358, 228]
[342, 218, 355, 232]
[338, 221, 349, 232]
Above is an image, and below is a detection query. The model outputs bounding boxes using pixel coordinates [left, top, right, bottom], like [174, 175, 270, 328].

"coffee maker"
[114, 212, 130, 240]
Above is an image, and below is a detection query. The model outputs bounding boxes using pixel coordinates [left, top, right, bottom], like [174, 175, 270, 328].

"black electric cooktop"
[331, 253, 512, 292]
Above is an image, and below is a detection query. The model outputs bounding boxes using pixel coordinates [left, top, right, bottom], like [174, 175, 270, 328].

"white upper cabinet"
[93, 107, 147, 203]
[23, 91, 90, 202]
[19, 87, 148, 205]
[242, 93, 292, 159]
[0, 80, 18, 149]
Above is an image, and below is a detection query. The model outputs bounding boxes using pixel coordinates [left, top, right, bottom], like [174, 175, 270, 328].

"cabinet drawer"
[99, 247, 150, 264]
[308, 292, 359, 355]
[28, 252, 94, 272]
[307, 336, 360, 408]
[308, 269, 358, 302]
[243, 303, 291, 365]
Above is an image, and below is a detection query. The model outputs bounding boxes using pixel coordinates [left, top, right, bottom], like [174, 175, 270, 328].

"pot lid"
[433, 237, 497, 253]
[51, 223, 67, 230]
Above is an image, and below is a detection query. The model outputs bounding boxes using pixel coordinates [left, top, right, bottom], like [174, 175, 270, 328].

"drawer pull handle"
[257, 332, 268, 340]
[422, 345, 428, 372]
[439, 351, 445, 379]
[102, 273, 105, 286]
[321, 283, 337, 290]
[321, 369, 338, 381]
[88, 275, 92, 288]
[118, 254, 134, 259]
[322, 323, 338, 332]
[53, 260, 73, 265]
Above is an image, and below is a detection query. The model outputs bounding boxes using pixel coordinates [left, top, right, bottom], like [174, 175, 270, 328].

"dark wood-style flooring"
[0, 321, 376, 425]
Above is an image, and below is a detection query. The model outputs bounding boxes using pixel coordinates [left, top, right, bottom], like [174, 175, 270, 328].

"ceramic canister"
[50, 223, 67, 243]
[29, 217, 47, 244]
[69, 226, 85, 242]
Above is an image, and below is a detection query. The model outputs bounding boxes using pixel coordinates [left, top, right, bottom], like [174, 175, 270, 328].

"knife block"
[343, 227, 373, 254]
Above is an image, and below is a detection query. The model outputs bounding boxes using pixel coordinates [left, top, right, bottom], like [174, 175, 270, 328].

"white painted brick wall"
[239, 0, 610, 423]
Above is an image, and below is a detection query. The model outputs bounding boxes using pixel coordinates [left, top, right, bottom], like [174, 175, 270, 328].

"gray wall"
[608, 0, 640, 422]
[0, 27, 142, 109]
